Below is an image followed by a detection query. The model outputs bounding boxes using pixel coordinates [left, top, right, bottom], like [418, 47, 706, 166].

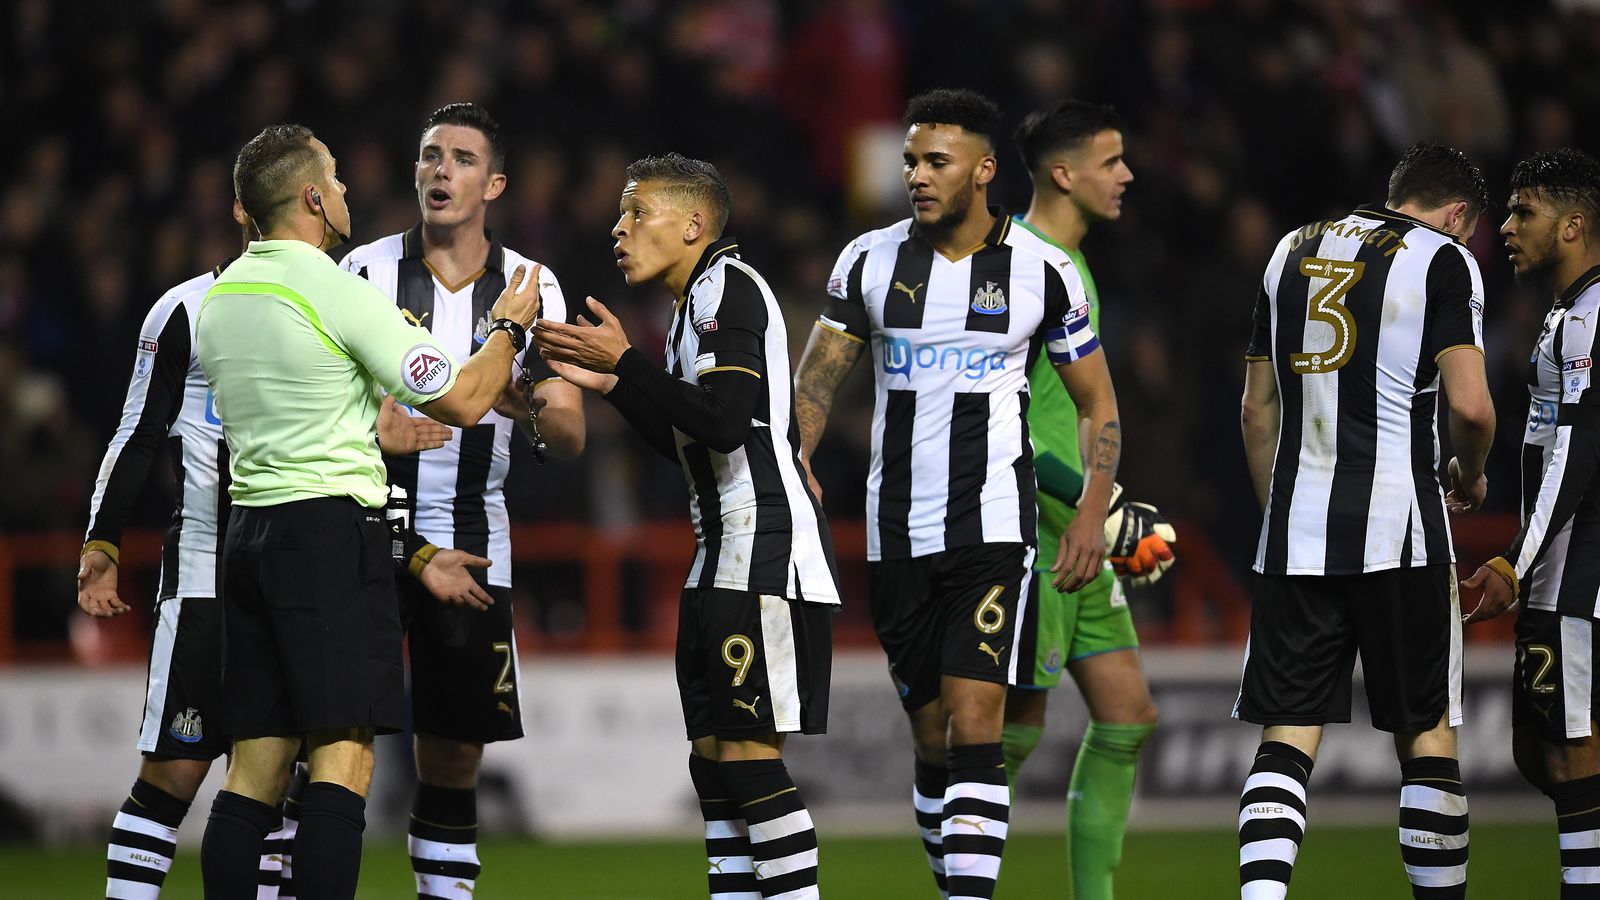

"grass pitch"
[0, 824, 1553, 898]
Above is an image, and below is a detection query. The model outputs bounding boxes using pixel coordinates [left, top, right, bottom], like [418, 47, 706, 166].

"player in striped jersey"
[1235, 144, 1497, 900]
[794, 89, 1120, 900]
[339, 103, 586, 900]
[1000, 99, 1166, 900]
[77, 202, 456, 900]
[535, 153, 837, 900]
[1467, 148, 1600, 898]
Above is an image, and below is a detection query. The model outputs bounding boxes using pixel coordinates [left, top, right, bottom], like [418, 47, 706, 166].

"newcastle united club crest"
[971, 281, 1007, 315]
[169, 707, 203, 743]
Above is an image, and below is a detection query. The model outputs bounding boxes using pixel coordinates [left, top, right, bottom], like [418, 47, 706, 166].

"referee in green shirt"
[195, 124, 539, 900]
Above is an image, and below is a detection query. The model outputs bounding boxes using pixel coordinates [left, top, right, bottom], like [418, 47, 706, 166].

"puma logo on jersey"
[893, 281, 924, 302]
[1572, 311, 1593, 327]
[950, 816, 991, 833]
[978, 642, 1005, 666]
[401, 309, 431, 327]
[733, 696, 761, 717]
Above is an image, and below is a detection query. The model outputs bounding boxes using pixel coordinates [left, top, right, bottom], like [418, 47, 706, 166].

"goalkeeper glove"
[1103, 483, 1177, 586]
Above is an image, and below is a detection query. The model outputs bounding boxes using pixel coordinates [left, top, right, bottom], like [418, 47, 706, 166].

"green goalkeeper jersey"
[1011, 217, 1101, 549]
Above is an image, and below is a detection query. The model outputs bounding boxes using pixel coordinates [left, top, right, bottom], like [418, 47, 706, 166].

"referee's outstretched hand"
[1461, 563, 1516, 624]
[419, 549, 494, 612]
[77, 549, 130, 617]
[490, 264, 541, 328]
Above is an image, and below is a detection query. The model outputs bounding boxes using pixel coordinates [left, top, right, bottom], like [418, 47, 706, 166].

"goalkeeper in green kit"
[1002, 99, 1175, 900]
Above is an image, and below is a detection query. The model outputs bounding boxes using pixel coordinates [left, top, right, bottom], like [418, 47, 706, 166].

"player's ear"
[683, 209, 706, 244]
[1050, 161, 1073, 195]
[484, 171, 507, 203]
[974, 151, 997, 187]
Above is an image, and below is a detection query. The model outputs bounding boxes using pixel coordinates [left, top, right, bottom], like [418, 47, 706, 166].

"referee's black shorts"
[221, 498, 406, 738]
[1234, 563, 1462, 734]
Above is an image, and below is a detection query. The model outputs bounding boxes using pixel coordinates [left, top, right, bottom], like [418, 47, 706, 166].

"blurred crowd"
[5, 0, 1598, 624]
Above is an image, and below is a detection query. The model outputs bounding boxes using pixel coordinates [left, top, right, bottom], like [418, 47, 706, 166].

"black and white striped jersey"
[1247, 204, 1484, 576]
[340, 225, 567, 588]
[1508, 266, 1600, 616]
[819, 209, 1099, 562]
[86, 264, 233, 600]
[664, 238, 840, 603]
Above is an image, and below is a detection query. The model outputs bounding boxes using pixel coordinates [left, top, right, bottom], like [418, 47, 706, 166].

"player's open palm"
[77, 550, 130, 617]
[1054, 513, 1106, 592]
[419, 549, 495, 612]
[377, 394, 452, 453]
[490, 263, 540, 328]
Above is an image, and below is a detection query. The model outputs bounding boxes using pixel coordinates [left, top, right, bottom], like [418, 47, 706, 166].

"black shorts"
[1514, 608, 1600, 742]
[868, 543, 1034, 712]
[677, 588, 834, 742]
[138, 595, 228, 760]
[1234, 564, 1462, 733]
[399, 576, 524, 745]
[221, 498, 406, 739]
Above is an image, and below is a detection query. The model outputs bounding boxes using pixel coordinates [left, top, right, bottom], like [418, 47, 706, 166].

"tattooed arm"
[1052, 351, 1120, 591]
[793, 323, 865, 498]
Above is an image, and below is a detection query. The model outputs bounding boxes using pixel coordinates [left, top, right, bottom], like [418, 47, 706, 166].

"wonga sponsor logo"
[881, 335, 1006, 381]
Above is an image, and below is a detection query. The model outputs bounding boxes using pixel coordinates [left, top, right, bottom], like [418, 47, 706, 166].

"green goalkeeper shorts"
[1013, 558, 1138, 689]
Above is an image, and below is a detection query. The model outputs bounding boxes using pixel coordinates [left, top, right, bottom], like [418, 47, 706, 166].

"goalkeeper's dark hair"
[903, 89, 1003, 149]
[625, 153, 731, 237]
[1386, 142, 1490, 221]
[1014, 99, 1123, 174]
[423, 102, 506, 173]
[233, 124, 320, 234]
[1510, 148, 1600, 231]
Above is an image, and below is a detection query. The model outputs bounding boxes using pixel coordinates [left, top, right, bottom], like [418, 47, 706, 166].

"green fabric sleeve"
[1035, 449, 1083, 508]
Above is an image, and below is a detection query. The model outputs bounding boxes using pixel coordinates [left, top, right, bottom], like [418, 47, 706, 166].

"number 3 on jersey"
[1291, 257, 1365, 375]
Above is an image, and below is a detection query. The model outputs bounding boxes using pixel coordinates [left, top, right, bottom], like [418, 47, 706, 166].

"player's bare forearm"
[793, 324, 863, 457]
[1438, 346, 1495, 479]
[1055, 353, 1119, 519]
[1241, 361, 1280, 510]
[532, 380, 586, 459]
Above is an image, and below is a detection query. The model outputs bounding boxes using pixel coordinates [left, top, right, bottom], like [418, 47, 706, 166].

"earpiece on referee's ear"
[311, 188, 323, 209]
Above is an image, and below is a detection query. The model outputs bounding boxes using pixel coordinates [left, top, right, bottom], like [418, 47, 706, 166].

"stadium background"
[0, 0, 1588, 896]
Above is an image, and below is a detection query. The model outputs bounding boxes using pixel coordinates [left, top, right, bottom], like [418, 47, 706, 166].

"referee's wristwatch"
[487, 318, 527, 352]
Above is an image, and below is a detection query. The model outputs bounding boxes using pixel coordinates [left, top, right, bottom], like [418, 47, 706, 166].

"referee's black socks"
[293, 782, 366, 900]
[409, 782, 481, 899]
[719, 757, 820, 899]
[201, 790, 279, 899]
[107, 777, 190, 899]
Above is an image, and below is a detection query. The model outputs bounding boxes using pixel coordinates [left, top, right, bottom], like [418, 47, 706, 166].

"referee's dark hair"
[625, 153, 732, 238]
[1386, 142, 1490, 221]
[233, 123, 320, 235]
[1015, 100, 1123, 175]
[424, 102, 506, 173]
[904, 89, 1003, 150]
[1510, 147, 1600, 232]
